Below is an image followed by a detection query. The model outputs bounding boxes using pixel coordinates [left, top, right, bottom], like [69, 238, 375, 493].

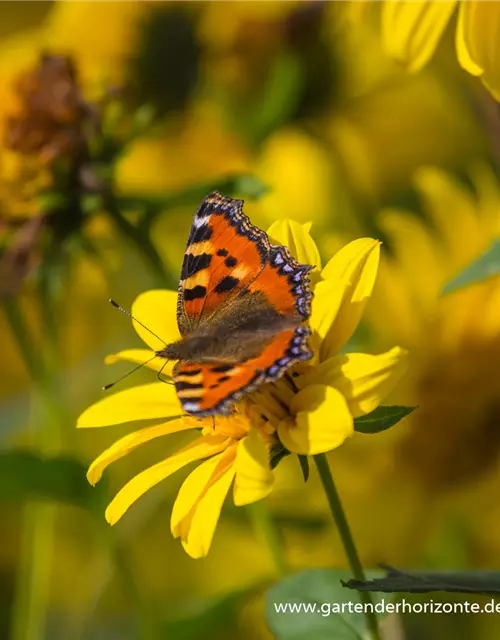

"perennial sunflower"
[368, 165, 500, 489]
[77, 219, 407, 558]
[378, 1, 500, 100]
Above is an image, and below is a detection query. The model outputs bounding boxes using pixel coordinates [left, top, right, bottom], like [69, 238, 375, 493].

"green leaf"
[442, 240, 500, 294]
[343, 566, 500, 595]
[165, 584, 264, 640]
[270, 443, 290, 469]
[237, 52, 303, 146]
[0, 450, 106, 511]
[298, 455, 309, 483]
[266, 569, 391, 640]
[354, 406, 415, 435]
[270, 446, 309, 483]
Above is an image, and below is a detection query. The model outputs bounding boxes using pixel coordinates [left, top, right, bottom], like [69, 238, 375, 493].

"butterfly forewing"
[177, 193, 269, 334]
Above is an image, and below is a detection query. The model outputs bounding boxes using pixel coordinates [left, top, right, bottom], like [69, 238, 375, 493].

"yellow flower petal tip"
[86, 467, 100, 486]
[104, 508, 118, 526]
[319, 238, 381, 359]
[267, 218, 322, 270]
[322, 237, 381, 282]
[382, 0, 456, 72]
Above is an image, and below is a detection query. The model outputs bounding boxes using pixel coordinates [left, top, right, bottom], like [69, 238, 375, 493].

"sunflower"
[77, 218, 406, 558]
[378, 1, 500, 100]
[368, 165, 500, 488]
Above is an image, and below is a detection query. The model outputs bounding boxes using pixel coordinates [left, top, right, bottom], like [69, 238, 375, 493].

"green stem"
[10, 503, 56, 640]
[248, 502, 287, 577]
[3, 298, 45, 382]
[105, 196, 177, 288]
[314, 454, 381, 640]
[110, 536, 159, 640]
[3, 298, 61, 640]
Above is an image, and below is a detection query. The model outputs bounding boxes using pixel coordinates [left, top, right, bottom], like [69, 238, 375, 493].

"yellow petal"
[456, 0, 500, 100]
[233, 429, 274, 506]
[278, 384, 353, 455]
[41, 0, 147, 82]
[171, 448, 236, 558]
[87, 418, 196, 485]
[131, 289, 180, 351]
[414, 168, 482, 263]
[377, 209, 446, 316]
[105, 349, 174, 375]
[300, 347, 408, 418]
[456, 2, 483, 75]
[382, 0, 457, 72]
[320, 239, 380, 360]
[342, 0, 370, 24]
[267, 219, 321, 270]
[105, 434, 231, 525]
[308, 279, 348, 354]
[77, 382, 182, 428]
[257, 128, 332, 227]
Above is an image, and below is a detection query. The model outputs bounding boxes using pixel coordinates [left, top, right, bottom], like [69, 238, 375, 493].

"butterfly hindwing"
[173, 325, 311, 416]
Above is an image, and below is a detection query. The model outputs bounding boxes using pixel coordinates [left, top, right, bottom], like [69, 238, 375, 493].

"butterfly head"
[155, 343, 182, 361]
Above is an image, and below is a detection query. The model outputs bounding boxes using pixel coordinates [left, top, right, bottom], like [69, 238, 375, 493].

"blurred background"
[1, 1, 500, 638]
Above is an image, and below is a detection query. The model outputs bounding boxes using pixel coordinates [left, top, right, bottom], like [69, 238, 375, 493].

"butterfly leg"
[157, 359, 174, 385]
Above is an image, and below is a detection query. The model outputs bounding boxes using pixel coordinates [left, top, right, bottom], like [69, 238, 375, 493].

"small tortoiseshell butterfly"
[157, 192, 314, 416]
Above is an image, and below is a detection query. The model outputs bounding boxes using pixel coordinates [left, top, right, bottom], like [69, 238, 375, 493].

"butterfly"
[157, 192, 314, 416]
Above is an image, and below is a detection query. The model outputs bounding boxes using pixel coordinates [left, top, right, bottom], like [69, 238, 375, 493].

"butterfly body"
[165, 192, 314, 417]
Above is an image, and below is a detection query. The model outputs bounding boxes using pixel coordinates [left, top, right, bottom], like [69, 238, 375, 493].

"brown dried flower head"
[4, 54, 97, 166]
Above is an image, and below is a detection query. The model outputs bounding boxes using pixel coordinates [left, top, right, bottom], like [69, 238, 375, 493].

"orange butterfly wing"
[177, 193, 268, 334]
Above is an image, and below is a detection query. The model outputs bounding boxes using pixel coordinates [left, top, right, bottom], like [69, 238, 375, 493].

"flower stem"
[248, 502, 287, 577]
[314, 454, 381, 640]
[105, 196, 177, 289]
[10, 503, 56, 640]
[3, 298, 60, 640]
[3, 298, 45, 382]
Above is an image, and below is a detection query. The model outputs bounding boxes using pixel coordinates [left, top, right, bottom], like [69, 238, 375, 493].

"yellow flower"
[255, 129, 333, 228]
[77, 219, 406, 557]
[368, 165, 500, 488]
[379, 0, 500, 100]
[41, 0, 151, 85]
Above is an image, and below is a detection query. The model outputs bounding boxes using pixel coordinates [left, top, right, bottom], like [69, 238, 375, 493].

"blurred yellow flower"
[256, 129, 333, 227]
[41, 0, 150, 85]
[77, 216, 406, 557]
[380, 0, 500, 100]
[369, 166, 500, 488]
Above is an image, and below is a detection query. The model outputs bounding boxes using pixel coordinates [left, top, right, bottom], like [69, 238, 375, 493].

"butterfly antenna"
[103, 354, 159, 391]
[109, 298, 167, 346]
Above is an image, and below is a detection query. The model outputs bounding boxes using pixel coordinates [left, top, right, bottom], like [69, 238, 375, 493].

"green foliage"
[243, 52, 303, 146]
[266, 569, 392, 640]
[132, 5, 201, 116]
[442, 240, 500, 294]
[298, 455, 310, 482]
[165, 584, 265, 640]
[344, 566, 500, 595]
[119, 173, 269, 221]
[0, 451, 106, 512]
[353, 406, 415, 434]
